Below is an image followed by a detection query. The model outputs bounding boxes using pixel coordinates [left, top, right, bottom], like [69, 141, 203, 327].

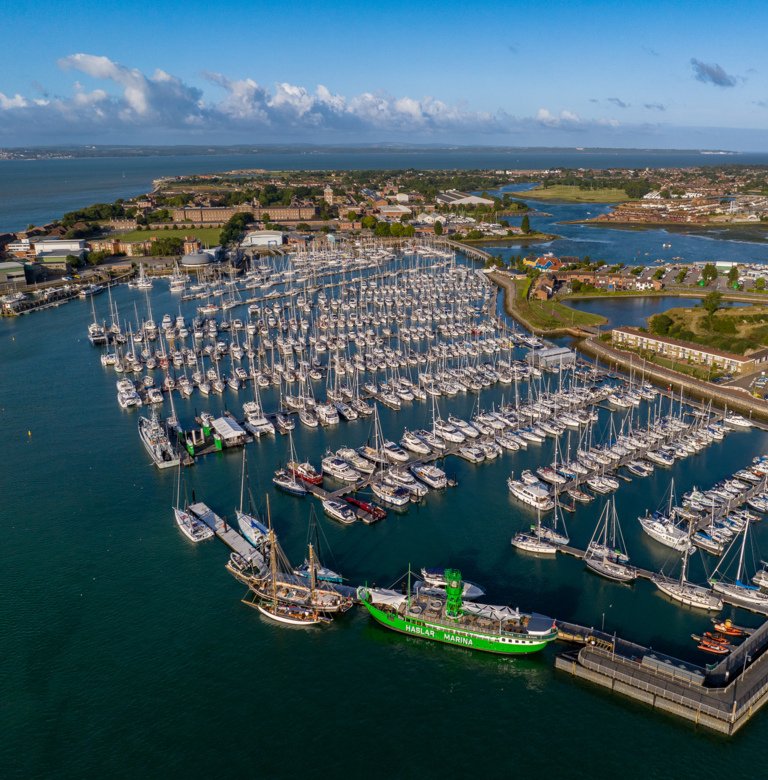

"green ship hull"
[360, 595, 556, 655]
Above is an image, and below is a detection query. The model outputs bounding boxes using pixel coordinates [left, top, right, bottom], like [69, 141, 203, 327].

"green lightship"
[357, 569, 558, 655]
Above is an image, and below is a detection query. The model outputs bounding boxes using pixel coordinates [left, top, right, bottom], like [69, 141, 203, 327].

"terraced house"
[611, 326, 768, 374]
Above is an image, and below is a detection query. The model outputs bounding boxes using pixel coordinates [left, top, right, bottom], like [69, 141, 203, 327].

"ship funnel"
[444, 568, 463, 618]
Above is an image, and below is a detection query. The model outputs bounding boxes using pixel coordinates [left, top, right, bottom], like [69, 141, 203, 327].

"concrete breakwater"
[581, 337, 768, 423]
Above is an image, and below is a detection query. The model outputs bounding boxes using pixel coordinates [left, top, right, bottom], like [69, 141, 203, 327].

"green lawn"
[502, 275, 606, 331]
[510, 185, 630, 203]
[112, 227, 223, 244]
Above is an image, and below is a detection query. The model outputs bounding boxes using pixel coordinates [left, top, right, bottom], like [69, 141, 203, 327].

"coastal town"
[3, 165, 768, 405]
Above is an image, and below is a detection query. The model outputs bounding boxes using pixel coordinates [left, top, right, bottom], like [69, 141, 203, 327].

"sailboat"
[171, 461, 213, 543]
[651, 519, 722, 611]
[256, 500, 328, 626]
[584, 498, 637, 582]
[236, 449, 269, 546]
[708, 521, 768, 610]
[294, 508, 344, 584]
[535, 493, 570, 546]
[273, 428, 308, 496]
[639, 478, 692, 552]
[511, 506, 559, 554]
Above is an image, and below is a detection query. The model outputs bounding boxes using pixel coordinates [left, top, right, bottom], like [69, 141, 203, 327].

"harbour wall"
[580, 337, 768, 422]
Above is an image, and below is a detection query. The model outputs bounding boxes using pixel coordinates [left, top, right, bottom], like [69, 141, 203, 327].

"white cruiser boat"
[507, 476, 554, 511]
[321, 455, 361, 482]
[322, 498, 357, 525]
[410, 462, 447, 489]
[138, 413, 179, 469]
[383, 441, 409, 463]
[400, 430, 432, 456]
[335, 447, 375, 474]
[639, 511, 693, 552]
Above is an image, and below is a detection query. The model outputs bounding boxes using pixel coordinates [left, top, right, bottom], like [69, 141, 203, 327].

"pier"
[188, 501, 265, 570]
[555, 617, 768, 735]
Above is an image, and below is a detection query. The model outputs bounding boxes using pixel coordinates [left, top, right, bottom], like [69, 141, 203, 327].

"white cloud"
[0, 92, 28, 109]
[0, 53, 628, 143]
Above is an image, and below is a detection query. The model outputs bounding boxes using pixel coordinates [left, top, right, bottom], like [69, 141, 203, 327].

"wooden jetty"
[188, 501, 265, 570]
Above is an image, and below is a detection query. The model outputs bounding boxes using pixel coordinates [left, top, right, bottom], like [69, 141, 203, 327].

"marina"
[6, 236, 768, 775]
[7, 0, 768, 768]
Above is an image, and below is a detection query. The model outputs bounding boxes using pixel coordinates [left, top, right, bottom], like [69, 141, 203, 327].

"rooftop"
[612, 326, 754, 362]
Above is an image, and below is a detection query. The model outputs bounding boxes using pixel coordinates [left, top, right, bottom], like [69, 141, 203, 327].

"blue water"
[4, 147, 768, 233]
[3, 262, 768, 777]
[482, 184, 768, 265]
[565, 297, 751, 328]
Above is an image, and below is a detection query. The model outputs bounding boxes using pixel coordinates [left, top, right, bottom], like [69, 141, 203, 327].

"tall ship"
[357, 568, 558, 655]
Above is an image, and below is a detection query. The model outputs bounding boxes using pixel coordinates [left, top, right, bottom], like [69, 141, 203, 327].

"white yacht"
[322, 499, 357, 525]
[138, 413, 179, 469]
[410, 462, 447, 489]
[639, 511, 693, 552]
[507, 476, 554, 511]
[321, 455, 361, 482]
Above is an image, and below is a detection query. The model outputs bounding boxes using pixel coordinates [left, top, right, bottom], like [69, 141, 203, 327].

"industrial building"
[526, 346, 577, 370]
[241, 230, 284, 248]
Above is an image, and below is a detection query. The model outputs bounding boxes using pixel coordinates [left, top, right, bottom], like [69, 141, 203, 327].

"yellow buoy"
[28, 430, 32, 437]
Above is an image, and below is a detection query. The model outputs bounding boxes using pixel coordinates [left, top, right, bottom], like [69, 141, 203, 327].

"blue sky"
[1, 0, 767, 149]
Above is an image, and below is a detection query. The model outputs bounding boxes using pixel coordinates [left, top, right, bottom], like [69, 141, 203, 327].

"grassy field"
[461, 231, 557, 244]
[113, 227, 222, 244]
[498, 275, 606, 331]
[510, 185, 630, 203]
[650, 304, 768, 354]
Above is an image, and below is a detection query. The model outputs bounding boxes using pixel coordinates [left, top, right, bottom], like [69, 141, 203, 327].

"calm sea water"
[4, 148, 768, 233]
[565, 297, 750, 328]
[485, 184, 768, 265]
[2, 266, 768, 777]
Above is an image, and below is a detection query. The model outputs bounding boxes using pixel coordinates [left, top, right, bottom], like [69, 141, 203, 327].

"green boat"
[357, 569, 558, 655]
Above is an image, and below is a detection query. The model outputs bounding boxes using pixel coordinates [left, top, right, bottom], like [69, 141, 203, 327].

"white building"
[435, 189, 495, 207]
[241, 230, 284, 248]
[378, 204, 411, 219]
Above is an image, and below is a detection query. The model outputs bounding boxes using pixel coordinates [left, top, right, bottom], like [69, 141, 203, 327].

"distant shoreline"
[571, 220, 768, 243]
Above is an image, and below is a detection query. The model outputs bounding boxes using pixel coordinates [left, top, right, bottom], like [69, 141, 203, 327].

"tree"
[219, 212, 253, 246]
[521, 215, 531, 234]
[653, 268, 665, 280]
[728, 266, 739, 287]
[755, 277, 766, 291]
[675, 269, 687, 284]
[360, 215, 377, 230]
[346, 211, 358, 222]
[651, 313, 673, 335]
[702, 290, 723, 316]
[433, 219, 443, 236]
[152, 237, 184, 256]
[701, 262, 718, 284]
